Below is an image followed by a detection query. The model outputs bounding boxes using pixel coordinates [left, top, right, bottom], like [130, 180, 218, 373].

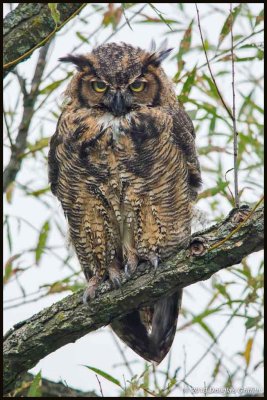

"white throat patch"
[97, 113, 133, 141]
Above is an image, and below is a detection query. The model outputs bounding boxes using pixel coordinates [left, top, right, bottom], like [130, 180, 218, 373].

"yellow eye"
[92, 81, 107, 93]
[129, 80, 146, 92]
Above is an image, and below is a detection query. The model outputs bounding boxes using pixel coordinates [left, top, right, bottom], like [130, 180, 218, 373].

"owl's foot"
[83, 276, 101, 304]
[124, 253, 138, 279]
[108, 260, 122, 289]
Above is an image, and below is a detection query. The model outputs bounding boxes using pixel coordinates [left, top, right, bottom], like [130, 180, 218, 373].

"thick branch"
[3, 3, 85, 77]
[7, 373, 98, 397]
[3, 205, 264, 393]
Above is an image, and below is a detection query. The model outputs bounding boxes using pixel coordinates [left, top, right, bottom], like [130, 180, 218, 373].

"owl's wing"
[171, 105, 202, 200]
[48, 114, 64, 197]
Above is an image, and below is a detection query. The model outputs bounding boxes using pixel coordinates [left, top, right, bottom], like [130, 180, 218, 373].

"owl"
[48, 42, 202, 363]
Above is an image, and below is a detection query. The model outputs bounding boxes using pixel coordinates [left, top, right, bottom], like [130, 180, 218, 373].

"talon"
[124, 263, 132, 279]
[82, 276, 101, 304]
[83, 286, 96, 304]
[124, 254, 138, 279]
[148, 253, 159, 269]
[108, 258, 122, 288]
[112, 277, 122, 289]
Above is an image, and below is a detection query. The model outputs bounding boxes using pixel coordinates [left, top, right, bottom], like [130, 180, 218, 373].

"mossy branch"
[3, 205, 264, 394]
[3, 3, 86, 77]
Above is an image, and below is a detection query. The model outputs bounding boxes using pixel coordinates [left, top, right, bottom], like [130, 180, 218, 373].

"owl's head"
[60, 42, 175, 116]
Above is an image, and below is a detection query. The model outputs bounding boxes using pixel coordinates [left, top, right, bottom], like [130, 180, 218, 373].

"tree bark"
[3, 205, 264, 394]
[3, 3, 85, 77]
[7, 373, 98, 397]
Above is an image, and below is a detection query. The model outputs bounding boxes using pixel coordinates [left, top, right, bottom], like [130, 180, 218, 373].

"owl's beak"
[111, 91, 128, 116]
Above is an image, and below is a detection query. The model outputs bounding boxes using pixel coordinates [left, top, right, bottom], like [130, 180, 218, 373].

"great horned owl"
[48, 42, 201, 363]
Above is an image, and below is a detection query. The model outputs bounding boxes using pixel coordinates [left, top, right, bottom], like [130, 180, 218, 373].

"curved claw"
[148, 253, 159, 276]
[124, 263, 132, 279]
[83, 286, 96, 304]
[108, 258, 122, 289]
[82, 276, 101, 304]
[112, 276, 122, 289]
[124, 254, 138, 279]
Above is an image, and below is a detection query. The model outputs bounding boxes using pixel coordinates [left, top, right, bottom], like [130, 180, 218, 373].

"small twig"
[110, 329, 134, 375]
[195, 4, 233, 120]
[95, 374, 104, 397]
[175, 28, 263, 84]
[230, 3, 239, 208]
[181, 301, 244, 382]
[121, 4, 133, 31]
[224, 167, 235, 204]
[102, 4, 147, 45]
[148, 3, 173, 31]
[12, 70, 28, 97]
[3, 43, 50, 192]
[208, 195, 264, 252]
[3, 106, 14, 149]
[4, 293, 48, 310]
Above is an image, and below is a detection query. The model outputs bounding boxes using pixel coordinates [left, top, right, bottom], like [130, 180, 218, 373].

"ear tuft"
[144, 48, 173, 69]
[58, 54, 89, 71]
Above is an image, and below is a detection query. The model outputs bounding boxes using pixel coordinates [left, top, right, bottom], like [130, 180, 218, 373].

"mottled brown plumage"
[48, 42, 201, 363]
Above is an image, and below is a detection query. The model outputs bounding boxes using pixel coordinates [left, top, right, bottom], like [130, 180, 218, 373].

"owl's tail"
[111, 289, 183, 364]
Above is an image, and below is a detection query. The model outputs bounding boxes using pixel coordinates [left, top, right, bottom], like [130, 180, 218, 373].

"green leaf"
[35, 221, 50, 265]
[255, 9, 264, 27]
[5, 215, 13, 252]
[212, 359, 221, 378]
[177, 19, 193, 67]
[214, 283, 232, 304]
[245, 316, 261, 330]
[48, 3, 60, 26]
[244, 338, 253, 366]
[218, 4, 242, 48]
[39, 75, 71, 95]
[148, 3, 174, 31]
[27, 187, 50, 197]
[47, 281, 74, 294]
[76, 32, 90, 44]
[6, 182, 15, 204]
[180, 66, 196, 99]
[82, 365, 122, 387]
[27, 371, 42, 397]
[198, 182, 228, 199]
[197, 320, 216, 340]
[27, 137, 50, 153]
[4, 254, 21, 284]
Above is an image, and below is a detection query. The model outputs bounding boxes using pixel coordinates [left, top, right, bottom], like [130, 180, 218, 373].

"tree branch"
[8, 372, 99, 397]
[3, 205, 264, 394]
[3, 3, 86, 77]
[3, 43, 50, 193]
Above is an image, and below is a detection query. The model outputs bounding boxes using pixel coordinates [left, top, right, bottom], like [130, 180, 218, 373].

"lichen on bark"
[3, 205, 264, 394]
[3, 3, 85, 76]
